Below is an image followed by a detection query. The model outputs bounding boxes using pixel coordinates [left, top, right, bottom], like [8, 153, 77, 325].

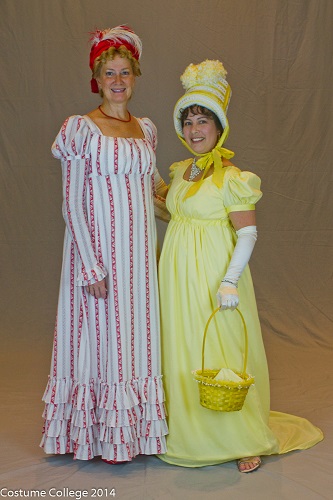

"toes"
[237, 456, 261, 473]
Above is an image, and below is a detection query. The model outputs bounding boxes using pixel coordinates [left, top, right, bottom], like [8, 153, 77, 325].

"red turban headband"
[89, 25, 142, 93]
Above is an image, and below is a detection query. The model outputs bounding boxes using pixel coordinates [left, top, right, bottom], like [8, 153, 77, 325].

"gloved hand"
[216, 283, 239, 311]
[216, 225, 258, 311]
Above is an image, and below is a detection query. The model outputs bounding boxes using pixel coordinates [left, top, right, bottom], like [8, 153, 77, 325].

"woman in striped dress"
[40, 24, 169, 462]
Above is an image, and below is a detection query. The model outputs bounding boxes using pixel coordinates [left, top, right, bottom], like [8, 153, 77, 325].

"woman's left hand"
[216, 283, 239, 311]
[85, 278, 108, 299]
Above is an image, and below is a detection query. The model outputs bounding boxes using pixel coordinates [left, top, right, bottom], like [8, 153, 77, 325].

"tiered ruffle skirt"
[41, 375, 168, 461]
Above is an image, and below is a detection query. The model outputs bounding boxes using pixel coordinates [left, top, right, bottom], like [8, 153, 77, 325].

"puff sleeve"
[140, 117, 158, 152]
[168, 162, 178, 184]
[223, 166, 263, 214]
[52, 115, 107, 285]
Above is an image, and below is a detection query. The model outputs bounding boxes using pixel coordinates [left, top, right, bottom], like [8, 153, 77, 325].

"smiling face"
[97, 54, 136, 104]
[182, 109, 221, 155]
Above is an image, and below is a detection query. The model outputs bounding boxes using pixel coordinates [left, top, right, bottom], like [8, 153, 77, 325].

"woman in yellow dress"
[158, 60, 323, 471]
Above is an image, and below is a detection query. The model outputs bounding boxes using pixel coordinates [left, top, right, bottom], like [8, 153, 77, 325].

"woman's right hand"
[86, 278, 108, 299]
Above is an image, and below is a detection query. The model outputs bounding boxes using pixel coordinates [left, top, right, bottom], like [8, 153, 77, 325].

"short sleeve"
[223, 166, 262, 213]
[140, 117, 158, 151]
[168, 160, 189, 185]
[168, 162, 178, 184]
[51, 115, 92, 161]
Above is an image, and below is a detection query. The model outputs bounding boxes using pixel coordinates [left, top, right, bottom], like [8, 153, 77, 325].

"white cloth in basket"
[213, 368, 243, 382]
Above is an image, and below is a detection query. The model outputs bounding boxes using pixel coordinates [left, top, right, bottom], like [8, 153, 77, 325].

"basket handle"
[201, 307, 249, 378]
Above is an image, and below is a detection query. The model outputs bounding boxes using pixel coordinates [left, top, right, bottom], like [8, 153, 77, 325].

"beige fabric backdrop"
[1, 0, 332, 349]
[0, 1, 332, 498]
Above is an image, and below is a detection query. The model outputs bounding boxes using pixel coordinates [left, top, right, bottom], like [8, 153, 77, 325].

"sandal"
[237, 456, 261, 473]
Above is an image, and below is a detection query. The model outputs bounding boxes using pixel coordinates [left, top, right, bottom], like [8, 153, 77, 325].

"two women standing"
[41, 24, 323, 470]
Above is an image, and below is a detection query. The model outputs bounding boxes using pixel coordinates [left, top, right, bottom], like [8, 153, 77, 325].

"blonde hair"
[93, 46, 141, 88]
[93, 46, 141, 97]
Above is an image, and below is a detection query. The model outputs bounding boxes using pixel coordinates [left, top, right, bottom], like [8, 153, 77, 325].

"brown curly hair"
[180, 105, 223, 134]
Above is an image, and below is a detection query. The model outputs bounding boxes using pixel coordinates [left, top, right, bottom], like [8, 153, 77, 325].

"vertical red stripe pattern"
[107, 176, 123, 382]
[125, 175, 135, 378]
[141, 176, 152, 377]
[41, 116, 167, 461]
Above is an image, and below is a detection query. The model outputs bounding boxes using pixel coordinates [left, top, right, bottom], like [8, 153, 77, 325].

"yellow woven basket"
[193, 307, 254, 412]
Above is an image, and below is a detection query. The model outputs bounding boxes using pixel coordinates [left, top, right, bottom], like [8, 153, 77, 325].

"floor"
[0, 333, 331, 500]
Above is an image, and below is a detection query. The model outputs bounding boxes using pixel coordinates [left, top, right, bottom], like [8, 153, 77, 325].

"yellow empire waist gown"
[158, 160, 323, 467]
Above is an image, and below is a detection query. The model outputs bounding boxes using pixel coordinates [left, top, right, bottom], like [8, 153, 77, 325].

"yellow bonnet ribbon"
[179, 128, 235, 199]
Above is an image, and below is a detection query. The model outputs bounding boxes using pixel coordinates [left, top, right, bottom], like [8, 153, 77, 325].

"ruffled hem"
[40, 375, 168, 461]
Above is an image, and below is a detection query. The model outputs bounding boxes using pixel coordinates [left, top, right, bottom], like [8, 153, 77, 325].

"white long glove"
[216, 225, 257, 310]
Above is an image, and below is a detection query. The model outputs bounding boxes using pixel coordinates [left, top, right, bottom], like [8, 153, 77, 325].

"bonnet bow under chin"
[173, 60, 234, 199]
[179, 128, 235, 200]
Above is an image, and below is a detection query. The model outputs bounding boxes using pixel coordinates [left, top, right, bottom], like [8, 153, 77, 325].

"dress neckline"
[181, 160, 213, 184]
[82, 115, 147, 141]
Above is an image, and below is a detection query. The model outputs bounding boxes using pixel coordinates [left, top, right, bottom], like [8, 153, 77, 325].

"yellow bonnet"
[173, 60, 235, 198]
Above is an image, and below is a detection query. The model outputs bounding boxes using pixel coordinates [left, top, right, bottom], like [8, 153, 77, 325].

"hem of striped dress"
[40, 375, 168, 461]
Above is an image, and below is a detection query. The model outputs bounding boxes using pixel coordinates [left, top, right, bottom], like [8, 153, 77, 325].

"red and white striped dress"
[40, 115, 168, 461]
